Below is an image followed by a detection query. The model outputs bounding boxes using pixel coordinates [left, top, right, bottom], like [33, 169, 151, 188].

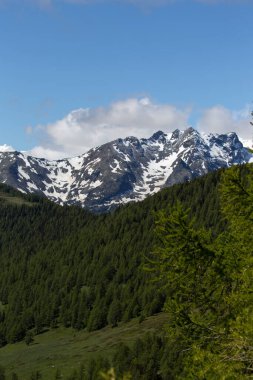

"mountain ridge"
[0, 127, 252, 212]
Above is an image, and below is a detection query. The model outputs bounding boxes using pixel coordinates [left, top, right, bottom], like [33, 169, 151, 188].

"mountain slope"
[0, 127, 252, 211]
[0, 167, 227, 347]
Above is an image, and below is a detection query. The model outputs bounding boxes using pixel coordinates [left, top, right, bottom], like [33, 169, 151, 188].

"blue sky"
[1, 0, 253, 158]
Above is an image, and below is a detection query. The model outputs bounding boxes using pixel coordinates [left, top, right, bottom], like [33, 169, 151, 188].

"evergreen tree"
[25, 331, 34, 346]
[107, 300, 121, 327]
[150, 164, 253, 378]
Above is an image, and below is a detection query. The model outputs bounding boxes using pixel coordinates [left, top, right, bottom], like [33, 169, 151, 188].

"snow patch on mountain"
[0, 127, 252, 212]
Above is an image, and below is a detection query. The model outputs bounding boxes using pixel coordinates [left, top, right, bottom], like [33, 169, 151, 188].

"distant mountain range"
[0, 127, 252, 212]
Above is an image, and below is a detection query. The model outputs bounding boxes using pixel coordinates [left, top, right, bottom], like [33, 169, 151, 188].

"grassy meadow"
[0, 313, 168, 379]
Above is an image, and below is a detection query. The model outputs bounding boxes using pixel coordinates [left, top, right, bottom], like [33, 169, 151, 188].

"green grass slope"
[0, 191, 33, 206]
[0, 183, 36, 206]
[0, 313, 168, 379]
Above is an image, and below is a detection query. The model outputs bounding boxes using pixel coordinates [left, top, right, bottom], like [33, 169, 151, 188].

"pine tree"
[107, 300, 121, 327]
[150, 164, 253, 378]
[25, 331, 34, 346]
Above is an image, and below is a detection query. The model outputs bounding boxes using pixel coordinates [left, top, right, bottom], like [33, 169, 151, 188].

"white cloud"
[28, 146, 68, 160]
[28, 97, 191, 159]
[197, 105, 252, 142]
[26, 99, 253, 160]
[0, 144, 15, 152]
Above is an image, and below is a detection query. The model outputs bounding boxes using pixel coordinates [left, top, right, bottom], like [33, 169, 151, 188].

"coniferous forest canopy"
[0, 164, 252, 379]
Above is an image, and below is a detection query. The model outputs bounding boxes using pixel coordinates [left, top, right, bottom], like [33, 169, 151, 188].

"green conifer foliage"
[0, 167, 237, 345]
[150, 164, 253, 379]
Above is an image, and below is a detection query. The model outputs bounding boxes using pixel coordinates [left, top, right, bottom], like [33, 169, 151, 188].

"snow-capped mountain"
[0, 127, 252, 212]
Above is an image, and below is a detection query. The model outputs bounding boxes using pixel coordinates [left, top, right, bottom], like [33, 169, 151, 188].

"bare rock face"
[0, 128, 252, 212]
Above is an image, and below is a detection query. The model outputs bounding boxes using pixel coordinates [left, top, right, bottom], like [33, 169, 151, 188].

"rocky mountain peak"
[150, 130, 167, 141]
[0, 128, 252, 212]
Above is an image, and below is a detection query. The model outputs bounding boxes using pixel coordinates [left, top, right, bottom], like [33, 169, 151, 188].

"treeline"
[0, 168, 224, 345]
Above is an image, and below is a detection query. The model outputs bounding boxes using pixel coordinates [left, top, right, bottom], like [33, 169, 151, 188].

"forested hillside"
[0, 168, 224, 346]
[1, 164, 253, 379]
